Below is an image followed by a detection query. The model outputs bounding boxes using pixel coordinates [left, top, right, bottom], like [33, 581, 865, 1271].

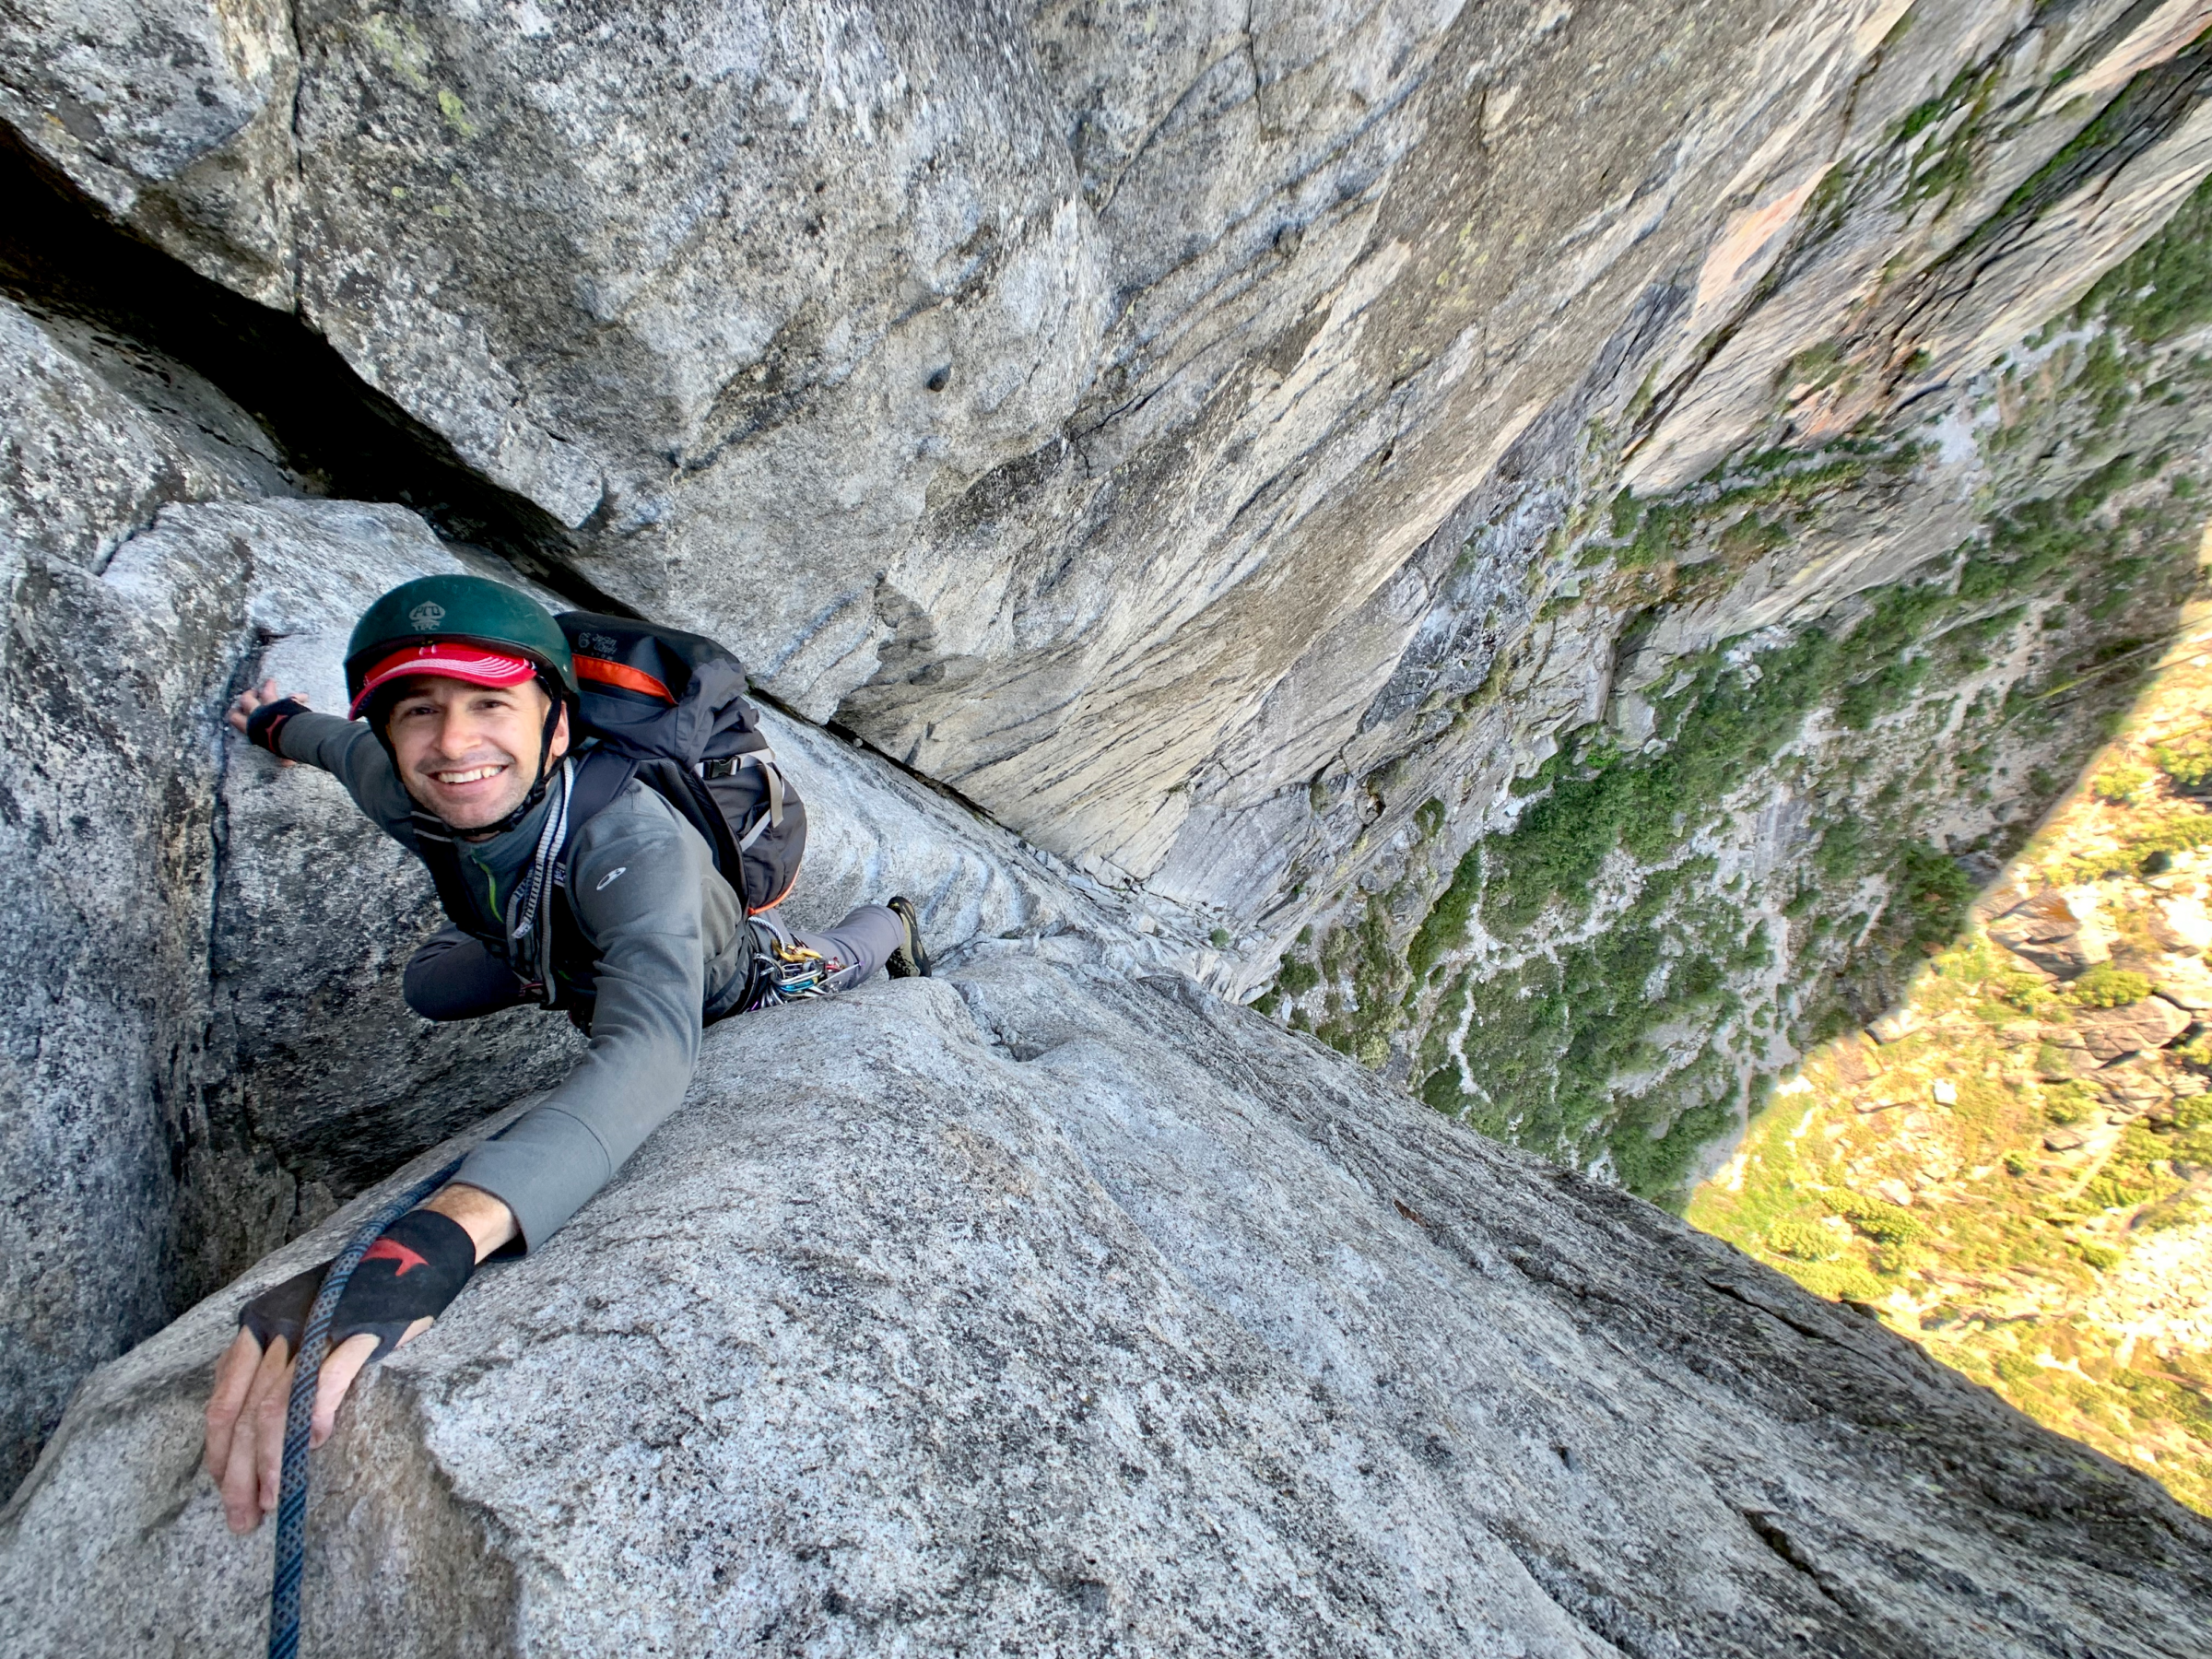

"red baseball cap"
[347, 641, 543, 719]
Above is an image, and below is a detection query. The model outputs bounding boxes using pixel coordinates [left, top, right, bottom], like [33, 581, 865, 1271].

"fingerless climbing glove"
[243, 695, 311, 755]
[237, 1208, 477, 1364]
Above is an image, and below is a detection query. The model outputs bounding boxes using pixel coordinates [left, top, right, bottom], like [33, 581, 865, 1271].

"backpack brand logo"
[580, 631, 619, 658]
[408, 601, 447, 631]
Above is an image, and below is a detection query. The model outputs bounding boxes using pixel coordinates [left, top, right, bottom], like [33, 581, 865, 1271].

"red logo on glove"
[363, 1238, 429, 1276]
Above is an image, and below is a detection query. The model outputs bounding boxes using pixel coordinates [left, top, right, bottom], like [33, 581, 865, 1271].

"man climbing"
[200, 573, 927, 1535]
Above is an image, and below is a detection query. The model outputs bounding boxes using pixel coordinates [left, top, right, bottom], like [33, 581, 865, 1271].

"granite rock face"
[7, 0, 2212, 1584]
[0, 382, 577, 1485]
[0, 280, 1211, 1480]
[12, 0, 2212, 895]
[5, 954, 2208, 1657]
[2075, 994, 2194, 1064]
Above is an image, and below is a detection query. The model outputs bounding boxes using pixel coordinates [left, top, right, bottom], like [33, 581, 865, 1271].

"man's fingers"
[252, 1337, 317, 1521]
[308, 1333, 383, 1449]
[228, 678, 301, 737]
[220, 1339, 293, 1534]
[203, 1329, 265, 1482]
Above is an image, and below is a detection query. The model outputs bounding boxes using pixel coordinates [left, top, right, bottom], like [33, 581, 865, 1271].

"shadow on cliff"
[0, 125, 613, 607]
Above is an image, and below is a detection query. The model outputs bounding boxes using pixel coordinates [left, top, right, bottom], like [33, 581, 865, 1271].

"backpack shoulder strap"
[550, 747, 641, 888]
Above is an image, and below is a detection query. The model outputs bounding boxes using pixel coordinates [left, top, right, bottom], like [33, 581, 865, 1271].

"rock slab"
[3, 954, 2206, 1656]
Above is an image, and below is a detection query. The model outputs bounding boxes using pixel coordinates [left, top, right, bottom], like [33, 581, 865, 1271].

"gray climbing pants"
[403, 902, 905, 1025]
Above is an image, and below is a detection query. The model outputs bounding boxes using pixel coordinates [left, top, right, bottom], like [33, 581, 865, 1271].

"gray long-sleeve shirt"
[276, 712, 747, 1248]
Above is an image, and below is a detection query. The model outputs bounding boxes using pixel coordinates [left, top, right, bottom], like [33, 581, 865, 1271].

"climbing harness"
[265, 1157, 464, 1659]
[746, 912, 841, 1007]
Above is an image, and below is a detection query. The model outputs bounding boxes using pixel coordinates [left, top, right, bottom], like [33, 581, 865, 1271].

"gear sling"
[408, 611, 807, 1013]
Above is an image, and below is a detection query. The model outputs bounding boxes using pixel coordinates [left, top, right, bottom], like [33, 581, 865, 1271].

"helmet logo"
[408, 601, 447, 631]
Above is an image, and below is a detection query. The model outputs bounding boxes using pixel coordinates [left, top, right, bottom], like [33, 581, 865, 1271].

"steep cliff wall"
[14, 0, 2206, 894]
[1253, 21, 2212, 1202]
[1264, 199, 2212, 1201]
[6, 0, 2212, 1532]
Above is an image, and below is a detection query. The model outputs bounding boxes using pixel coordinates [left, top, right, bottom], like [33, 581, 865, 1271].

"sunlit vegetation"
[1692, 645, 2212, 1515]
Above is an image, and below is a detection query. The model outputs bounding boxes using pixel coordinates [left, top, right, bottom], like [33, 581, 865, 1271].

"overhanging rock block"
[5, 956, 2207, 1655]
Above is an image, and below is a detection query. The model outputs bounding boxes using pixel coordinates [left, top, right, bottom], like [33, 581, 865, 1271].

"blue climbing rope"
[267, 1158, 464, 1659]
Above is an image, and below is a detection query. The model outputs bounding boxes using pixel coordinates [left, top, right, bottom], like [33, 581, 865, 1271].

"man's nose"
[431, 708, 484, 755]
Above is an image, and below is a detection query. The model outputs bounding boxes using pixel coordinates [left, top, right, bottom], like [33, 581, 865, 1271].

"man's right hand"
[203, 1186, 515, 1534]
[202, 1324, 387, 1535]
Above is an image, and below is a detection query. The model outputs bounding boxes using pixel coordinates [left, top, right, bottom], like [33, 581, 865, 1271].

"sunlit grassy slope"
[1691, 615, 2212, 1515]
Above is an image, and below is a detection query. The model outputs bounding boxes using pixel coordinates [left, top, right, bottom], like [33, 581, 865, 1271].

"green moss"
[1610, 1095, 1735, 1203]
[2153, 736, 2212, 787]
[1311, 891, 1416, 1065]
[1768, 1218, 1842, 1260]
[1778, 339, 1851, 394]
[1406, 851, 1483, 983]
[1480, 629, 1846, 935]
[1606, 452, 1897, 572]
[1898, 64, 1996, 214]
[2069, 965, 2153, 1008]
[1885, 843, 1974, 959]
[2077, 146, 2212, 346]
[1819, 1186, 1928, 1243]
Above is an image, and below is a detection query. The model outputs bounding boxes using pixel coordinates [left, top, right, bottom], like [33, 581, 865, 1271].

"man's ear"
[548, 699, 572, 761]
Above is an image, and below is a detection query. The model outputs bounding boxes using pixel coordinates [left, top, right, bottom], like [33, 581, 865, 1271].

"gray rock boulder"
[2076, 994, 2194, 1065]
[1990, 892, 2111, 980]
[4, 953, 2207, 1655]
[2153, 955, 2212, 1011]
[0, 473, 582, 1487]
[0, 294, 295, 1484]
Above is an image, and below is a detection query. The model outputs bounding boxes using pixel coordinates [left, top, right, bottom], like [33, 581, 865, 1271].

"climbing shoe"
[886, 896, 931, 979]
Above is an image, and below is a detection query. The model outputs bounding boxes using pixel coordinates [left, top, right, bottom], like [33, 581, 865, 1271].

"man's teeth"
[434, 765, 505, 784]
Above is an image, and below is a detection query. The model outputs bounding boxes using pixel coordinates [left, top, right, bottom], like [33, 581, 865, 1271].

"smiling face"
[382, 674, 570, 830]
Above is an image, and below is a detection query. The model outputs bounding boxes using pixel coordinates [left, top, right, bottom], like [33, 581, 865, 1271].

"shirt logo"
[407, 600, 447, 631]
[363, 1238, 429, 1276]
[595, 866, 629, 890]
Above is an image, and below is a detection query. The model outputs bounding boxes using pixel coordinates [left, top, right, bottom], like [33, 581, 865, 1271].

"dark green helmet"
[344, 574, 579, 719]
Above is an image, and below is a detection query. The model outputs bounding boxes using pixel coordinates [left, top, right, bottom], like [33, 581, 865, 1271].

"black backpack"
[408, 611, 806, 1007]
[557, 610, 806, 914]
